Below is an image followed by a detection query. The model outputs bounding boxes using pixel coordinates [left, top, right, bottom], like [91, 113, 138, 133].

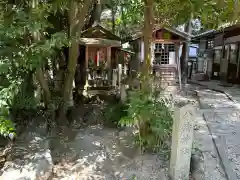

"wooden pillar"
[86, 46, 89, 69]
[118, 64, 122, 89]
[85, 45, 89, 88]
[175, 43, 182, 90]
[236, 44, 240, 82]
[107, 47, 111, 68]
[112, 69, 117, 87]
[107, 46, 112, 84]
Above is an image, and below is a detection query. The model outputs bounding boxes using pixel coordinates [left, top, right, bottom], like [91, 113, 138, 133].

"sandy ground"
[49, 125, 168, 180]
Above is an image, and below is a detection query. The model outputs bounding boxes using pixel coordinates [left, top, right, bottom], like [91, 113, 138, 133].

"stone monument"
[120, 84, 127, 102]
[118, 64, 122, 88]
[170, 104, 195, 180]
[112, 69, 117, 87]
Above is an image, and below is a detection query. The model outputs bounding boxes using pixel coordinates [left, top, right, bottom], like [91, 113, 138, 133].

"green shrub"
[0, 116, 16, 139]
[0, 86, 17, 138]
[119, 86, 173, 154]
[102, 98, 128, 127]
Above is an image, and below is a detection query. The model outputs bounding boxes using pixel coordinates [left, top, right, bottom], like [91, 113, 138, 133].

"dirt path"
[49, 125, 168, 180]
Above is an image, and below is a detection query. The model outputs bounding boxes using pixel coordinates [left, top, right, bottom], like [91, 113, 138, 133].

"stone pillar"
[118, 64, 122, 88]
[170, 104, 195, 180]
[107, 46, 112, 84]
[112, 69, 117, 87]
[120, 84, 127, 102]
[124, 64, 128, 75]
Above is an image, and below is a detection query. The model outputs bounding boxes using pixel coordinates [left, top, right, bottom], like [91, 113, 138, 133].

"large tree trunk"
[36, 68, 51, 107]
[58, 0, 92, 123]
[31, 0, 52, 108]
[94, 0, 102, 25]
[142, 0, 154, 78]
[82, 1, 95, 30]
[180, 15, 192, 85]
[54, 52, 66, 93]
[111, 7, 116, 33]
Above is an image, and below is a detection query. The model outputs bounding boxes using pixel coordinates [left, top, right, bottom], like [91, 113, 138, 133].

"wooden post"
[112, 69, 117, 87]
[176, 44, 182, 91]
[107, 47, 111, 68]
[85, 45, 89, 89]
[236, 44, 240, 80]
[118, 64, 122, 89]
[107, 46, 112, 84]
[86, 46, 89, 69]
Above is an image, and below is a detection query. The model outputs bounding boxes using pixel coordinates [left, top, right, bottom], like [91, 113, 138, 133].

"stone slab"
[170, 104, 195, 180]
[192, 111, 227, 180]
[204, 111, 240, 179]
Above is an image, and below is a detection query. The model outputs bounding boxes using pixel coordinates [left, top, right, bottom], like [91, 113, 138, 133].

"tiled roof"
[193, 30, 216, 38]
[130, 25, 191, 41]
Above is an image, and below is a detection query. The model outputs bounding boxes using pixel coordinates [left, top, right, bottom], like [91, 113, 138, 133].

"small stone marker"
[170, 104, 195, 180]
[120, 84, 127, 102]
[124, 64, 128, 75]
[112, 69, 117, 87]
[118, 64, 122, 88]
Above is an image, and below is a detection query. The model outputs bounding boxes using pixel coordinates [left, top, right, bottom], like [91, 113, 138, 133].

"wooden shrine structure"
[75, 24, 131, 91]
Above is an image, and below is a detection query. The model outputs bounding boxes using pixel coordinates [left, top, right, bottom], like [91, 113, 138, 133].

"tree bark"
[31, 0, 51, 108]
[93, 0, 102, 25]
[111, 6, 116, 33]
[142, 0, 154, 78]
[180, 14, 192, 85]
[60, 0, 92, 118]
[36, 68, 51, 107]
[83, 1, 96, 30]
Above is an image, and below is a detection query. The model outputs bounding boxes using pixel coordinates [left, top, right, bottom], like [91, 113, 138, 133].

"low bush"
[119, 86, 173, 154]
[102, 98, 129, 127]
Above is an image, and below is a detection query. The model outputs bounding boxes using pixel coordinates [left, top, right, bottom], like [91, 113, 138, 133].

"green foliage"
[0, 85, 16, 137]
[103, 98, 128, 127]
[102, 0, 240, 38]
[0, 116, 16, 138]
[119, 86, 173, 153]
[0, 1, 69, 137]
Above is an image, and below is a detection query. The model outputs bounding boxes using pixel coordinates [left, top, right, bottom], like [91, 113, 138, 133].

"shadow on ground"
[49, 125, 168, 180]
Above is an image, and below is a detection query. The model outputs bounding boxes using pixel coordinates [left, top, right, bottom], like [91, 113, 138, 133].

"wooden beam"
[79, 38, 121, 47]
[153, 39, 181, 43]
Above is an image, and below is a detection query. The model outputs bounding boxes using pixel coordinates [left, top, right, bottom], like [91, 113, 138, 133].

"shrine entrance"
[76, 24, 122, 91]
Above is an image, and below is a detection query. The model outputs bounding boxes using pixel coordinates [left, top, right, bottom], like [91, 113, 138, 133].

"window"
[207, 40, 214, 49]
[155, 52, 169, 64]
[154, 43, 175, 65]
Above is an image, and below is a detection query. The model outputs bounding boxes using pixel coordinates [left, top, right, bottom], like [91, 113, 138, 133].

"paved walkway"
[193, 81, 240, 180]
[190, 80, 240, 105]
